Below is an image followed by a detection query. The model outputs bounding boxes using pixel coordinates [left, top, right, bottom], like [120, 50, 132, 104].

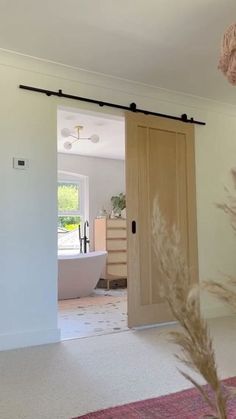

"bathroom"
[57, 106, 127, 340]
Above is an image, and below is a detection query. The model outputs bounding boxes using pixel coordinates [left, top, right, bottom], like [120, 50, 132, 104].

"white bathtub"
[58, 250, 107, 300]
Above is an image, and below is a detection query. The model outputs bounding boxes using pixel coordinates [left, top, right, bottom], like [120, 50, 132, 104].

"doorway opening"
[57, 106, 128, 340]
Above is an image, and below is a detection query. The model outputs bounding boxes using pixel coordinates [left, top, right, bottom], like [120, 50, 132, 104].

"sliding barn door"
[126, 113, 198, 328]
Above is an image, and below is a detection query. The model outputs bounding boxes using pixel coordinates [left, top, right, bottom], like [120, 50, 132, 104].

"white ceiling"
[0, 0, 236, 104]
[57, 107, 125, 160]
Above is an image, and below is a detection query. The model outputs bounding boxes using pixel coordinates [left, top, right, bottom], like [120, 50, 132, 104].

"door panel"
[126, 113, 198, 327]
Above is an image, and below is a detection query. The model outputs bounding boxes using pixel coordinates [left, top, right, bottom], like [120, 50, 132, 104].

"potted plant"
[111, 193, 126, 218]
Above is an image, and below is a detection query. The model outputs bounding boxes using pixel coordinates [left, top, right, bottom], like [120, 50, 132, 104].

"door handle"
[132, 220, 136, 234]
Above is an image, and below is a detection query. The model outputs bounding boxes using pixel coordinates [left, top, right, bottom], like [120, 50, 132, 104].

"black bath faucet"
[80, 220, 89, 254]
[78, 225, 83, 253]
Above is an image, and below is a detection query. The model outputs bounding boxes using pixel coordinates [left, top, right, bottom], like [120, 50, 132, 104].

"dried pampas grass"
[152, 167, 236, 417]
[205, 170, 236, 311]
[202, 279, 236, 311]
[152, 198, 228, 418]
[216, 169, 236, 234]
[216, 187, 236, 234]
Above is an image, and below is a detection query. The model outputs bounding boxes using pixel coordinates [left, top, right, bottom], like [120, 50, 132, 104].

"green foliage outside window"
[58, 183, 80, 212]
[58, 216, 81, 231]
[58, 183, 81, 231]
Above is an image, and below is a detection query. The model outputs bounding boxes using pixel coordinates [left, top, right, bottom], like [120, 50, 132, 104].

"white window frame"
[58, 176, 89, 249]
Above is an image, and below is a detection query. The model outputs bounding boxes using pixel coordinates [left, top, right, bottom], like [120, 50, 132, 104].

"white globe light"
[61, 127, 72, 138]
[90, 134, 99, 143]
[64, 141, 72, 150]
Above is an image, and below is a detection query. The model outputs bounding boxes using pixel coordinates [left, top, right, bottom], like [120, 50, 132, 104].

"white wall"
[1, 49, 236, 350]
[58, 153, 125, 250]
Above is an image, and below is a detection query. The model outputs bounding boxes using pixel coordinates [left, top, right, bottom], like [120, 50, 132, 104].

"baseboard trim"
[0, 328, 61, 351]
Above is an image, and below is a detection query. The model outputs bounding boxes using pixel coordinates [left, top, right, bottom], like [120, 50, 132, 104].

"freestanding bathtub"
[58, 250, 107, 300]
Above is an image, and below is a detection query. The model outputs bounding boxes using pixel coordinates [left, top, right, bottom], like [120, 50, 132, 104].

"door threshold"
[132, 321, 178, 331]
[60, 328, 130, 342]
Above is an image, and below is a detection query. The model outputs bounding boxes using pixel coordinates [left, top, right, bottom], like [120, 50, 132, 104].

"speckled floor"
[58, 288, 128, 340]
[1, 316, 236, 419]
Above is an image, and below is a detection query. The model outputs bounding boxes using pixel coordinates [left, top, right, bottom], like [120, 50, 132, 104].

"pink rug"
[73, 376, 236, 418]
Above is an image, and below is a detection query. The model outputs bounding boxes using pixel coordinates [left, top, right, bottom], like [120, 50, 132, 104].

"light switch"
[13, 157, 29, 170]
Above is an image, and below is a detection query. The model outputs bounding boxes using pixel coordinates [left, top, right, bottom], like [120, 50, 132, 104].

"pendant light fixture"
[61, 125, 99, 150]
[218, 23, 236, 85]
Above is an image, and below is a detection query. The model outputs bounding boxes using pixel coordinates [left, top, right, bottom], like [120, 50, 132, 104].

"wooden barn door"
[126, 113, 198, 327]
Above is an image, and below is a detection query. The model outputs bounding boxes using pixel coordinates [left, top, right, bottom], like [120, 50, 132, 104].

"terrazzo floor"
[58, 288, 128, 340]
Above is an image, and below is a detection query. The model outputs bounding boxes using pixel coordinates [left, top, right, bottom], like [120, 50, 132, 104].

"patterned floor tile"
[58, 288, 128, 340]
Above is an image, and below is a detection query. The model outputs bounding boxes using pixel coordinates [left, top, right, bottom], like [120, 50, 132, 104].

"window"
[58, 180, 87, 249]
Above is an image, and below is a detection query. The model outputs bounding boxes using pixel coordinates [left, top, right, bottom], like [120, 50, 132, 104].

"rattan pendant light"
[218, 23, 236, 85]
